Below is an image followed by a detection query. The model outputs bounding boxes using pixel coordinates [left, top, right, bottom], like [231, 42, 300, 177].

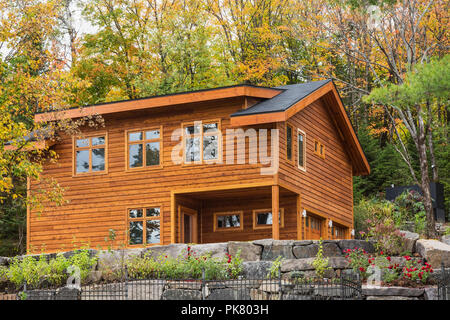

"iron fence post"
[201, 268, 206, 301]
[278, 265, 282, 299]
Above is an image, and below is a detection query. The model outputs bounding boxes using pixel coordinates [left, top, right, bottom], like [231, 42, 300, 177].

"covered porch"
[170, 183, 302, 244]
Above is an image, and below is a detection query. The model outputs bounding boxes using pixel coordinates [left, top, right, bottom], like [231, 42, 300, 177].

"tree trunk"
[416, 110, 436, 238]
[427, 127, 439, 182]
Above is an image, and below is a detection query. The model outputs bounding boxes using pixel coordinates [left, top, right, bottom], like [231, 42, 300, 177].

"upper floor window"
[286, 124, 293, 163]
[314, 140, 325, 159]
[297, 129, 306, 171]
[183, 120, 220, 164]
[126, 127, 162, 169]
[74, 134, 107, 175]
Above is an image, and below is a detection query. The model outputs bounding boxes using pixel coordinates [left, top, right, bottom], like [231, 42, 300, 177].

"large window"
[183, 120, 220, 164]
[253, 208, 285, 230]
[74, 134, 107, 175]
[297, 129, 306, 171]
[213, 211, 243, 232]
[128, 206, 161, 245]
[126, 127, 162, 170]
[286, 124, 294, 164]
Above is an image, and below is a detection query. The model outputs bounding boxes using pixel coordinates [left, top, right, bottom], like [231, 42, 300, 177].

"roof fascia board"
[229, 111, 287, 127]
[35, 85, 282, 122]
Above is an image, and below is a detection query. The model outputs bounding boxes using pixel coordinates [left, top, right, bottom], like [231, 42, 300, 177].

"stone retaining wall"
[2, 238, 449, 300]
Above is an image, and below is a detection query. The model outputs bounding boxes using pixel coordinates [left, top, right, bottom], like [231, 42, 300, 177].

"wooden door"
[179, 206, 198, 243]
[305, 214, 323, 240]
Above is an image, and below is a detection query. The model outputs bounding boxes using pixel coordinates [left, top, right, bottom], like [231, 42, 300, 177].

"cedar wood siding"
[28, 97, 277, 253]
[200, 195, 298, 243]
[277, 97, 354, 237]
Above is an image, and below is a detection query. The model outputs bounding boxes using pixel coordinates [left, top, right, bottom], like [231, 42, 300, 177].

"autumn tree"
[0, 0, 102, 254]
[365, 55, 450, 237]
[205, 0, 299, 86]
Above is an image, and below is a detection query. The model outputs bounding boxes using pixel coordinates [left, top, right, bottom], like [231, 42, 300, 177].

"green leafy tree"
[365, 55, 450, 238]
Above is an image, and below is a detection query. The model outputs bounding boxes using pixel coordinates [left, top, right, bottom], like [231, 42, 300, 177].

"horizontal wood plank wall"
[29, 97, 274, 253]
[278, 97, 353, 239]
[201, 195, 297, 243]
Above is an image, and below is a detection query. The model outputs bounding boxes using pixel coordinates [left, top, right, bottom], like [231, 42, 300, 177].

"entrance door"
[305, 214, 324, 240]
[179, 206, 198, 243]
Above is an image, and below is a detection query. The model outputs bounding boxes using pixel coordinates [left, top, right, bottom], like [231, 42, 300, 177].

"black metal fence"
[17, 268, 363, 301]
[437, 264, 450, 301]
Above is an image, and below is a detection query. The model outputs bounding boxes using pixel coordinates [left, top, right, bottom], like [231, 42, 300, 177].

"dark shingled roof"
[4, 128, 53, 146]
[231, 79, 332, 117]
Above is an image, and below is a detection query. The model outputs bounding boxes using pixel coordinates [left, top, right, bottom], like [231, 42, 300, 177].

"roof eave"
[35, 85, 283, 123]
[230, 81, 370, 176]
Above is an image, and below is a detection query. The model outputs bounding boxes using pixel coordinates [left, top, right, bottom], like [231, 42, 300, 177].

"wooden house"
[27, 79, 370, 252]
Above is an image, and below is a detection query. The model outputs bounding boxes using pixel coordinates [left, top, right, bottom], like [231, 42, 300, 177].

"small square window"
[253, 209, 284, 229]
[314, 140, 325, 159]
[129, 209, 143, 218]
[129, 132, 143, 142]
[146, 130, 160, 140]
[214, 211, 243, 231]
[146, 207, 160, 217]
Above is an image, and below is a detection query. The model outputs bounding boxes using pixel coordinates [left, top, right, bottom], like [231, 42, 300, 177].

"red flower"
[386, 256, 391, 261]
[359, 267, 366, 273]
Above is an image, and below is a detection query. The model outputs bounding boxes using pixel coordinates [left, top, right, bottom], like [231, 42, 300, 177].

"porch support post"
[170, 192, 176, 244]
[272, 185, 280, 240]
[296, 194, 302, 240]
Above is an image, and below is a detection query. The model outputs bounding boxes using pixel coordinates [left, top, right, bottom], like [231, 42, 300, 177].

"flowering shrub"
[401, 256, 433, 283]
[354, 196, 422, 254]
[126, 247, 243, 280]
[343, 248, 433, 285]
[343, 247, 370, 278]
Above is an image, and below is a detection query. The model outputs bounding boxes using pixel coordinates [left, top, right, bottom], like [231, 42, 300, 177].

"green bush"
[5, 249, 97, 288]
[355, 190, 428, 241]
[393, 190, 427, 235]
[266, 256, 284, 279]
[126, 246, 243, 280]
[0, 265, 8, 282]
[311, 239, 331, 278]
[354, 198, 406, 255]
[444, 226, 450, 236]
